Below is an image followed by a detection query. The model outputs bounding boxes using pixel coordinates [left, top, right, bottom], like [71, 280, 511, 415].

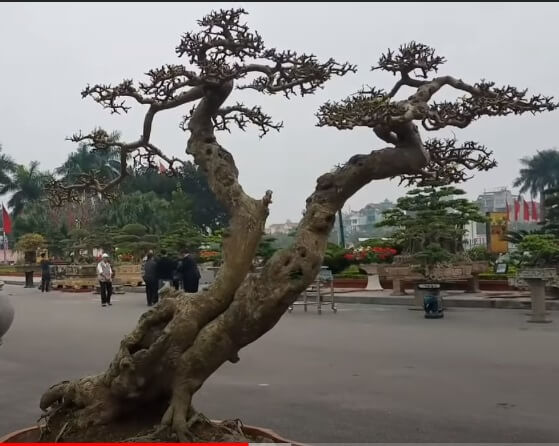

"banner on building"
[486, 212, 508, 254]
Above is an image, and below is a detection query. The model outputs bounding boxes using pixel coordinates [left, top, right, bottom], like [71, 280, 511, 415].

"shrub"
[467, 245, 498, 262]
[323, 243, 352, 274]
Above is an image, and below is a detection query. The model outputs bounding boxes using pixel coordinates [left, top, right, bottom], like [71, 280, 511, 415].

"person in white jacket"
[97, 253, 113, 307]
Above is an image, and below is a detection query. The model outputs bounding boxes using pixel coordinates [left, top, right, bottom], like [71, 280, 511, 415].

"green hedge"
[0, 266, 17, 274]
[478, 272, 514, 280]
[334, 265, 367, 280]
[334, 274, 368, 280]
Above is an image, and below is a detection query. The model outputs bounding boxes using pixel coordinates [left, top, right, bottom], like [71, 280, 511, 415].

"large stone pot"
[14, 264, 41, 288]
[0, 425, 306, 445]
[358, 263, 383, 291]
[518, 268, 555, 323]
[0, 294, 15, 345]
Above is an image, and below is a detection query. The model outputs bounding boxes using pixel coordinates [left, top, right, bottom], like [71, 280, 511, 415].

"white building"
[266, 220, 298, 235]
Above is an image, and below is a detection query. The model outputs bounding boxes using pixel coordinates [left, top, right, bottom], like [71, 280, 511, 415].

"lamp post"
[338, 209, 346, 248]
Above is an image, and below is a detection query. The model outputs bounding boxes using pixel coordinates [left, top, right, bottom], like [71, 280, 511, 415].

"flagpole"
[2, 202, 5, 264]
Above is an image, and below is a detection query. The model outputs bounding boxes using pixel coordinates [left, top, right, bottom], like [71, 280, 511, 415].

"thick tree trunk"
[39, 103, 428, 442]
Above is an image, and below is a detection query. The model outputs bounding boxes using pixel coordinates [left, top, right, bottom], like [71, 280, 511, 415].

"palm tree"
[0, 144, 16, 188]
[0, 161, 48, 217]
[513, 149, 559, 222]
[56, 143, 121, 183]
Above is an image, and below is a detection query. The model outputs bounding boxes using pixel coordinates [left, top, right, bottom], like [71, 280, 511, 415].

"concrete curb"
[4, 281, 558, 310]
[334, 294, 559, 310]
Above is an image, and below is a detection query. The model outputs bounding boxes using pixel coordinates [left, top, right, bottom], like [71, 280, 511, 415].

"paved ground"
[1, 285, 558, 443]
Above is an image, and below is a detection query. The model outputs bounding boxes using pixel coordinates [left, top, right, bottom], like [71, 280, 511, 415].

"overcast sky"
[1, 2, 558, 224]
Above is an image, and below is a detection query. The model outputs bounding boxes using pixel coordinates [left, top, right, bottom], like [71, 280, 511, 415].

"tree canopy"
[378, 186, 487, 255]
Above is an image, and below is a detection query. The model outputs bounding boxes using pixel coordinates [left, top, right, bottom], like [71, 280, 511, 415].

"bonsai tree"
[466, 245, 498, 263]
[413, 243, 453, 281]
[378, 186, 487, 255]
[112, 223, 159, 261]
[323, 243, 352, 274]
[511, 234, 559, 268]
[16, 233, 46, 263]
[40, 9, 557, 442]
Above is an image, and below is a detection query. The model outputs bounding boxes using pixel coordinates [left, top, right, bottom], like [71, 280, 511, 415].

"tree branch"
[181, 102, 283, 137]
[398, 138, 497, 186]
[318, 42, 558, 144]
[373, 41, 446, 78]
[237, 51, 356, 98]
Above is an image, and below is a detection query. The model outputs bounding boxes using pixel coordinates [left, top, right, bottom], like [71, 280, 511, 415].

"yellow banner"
[488, 212, 508, 254]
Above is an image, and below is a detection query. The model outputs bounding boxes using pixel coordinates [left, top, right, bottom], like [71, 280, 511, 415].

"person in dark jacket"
[177, 249, 201, 293]
[156, 249, 177, 291]
[39, 253, 51, 293]
[143, 251, 158, 306]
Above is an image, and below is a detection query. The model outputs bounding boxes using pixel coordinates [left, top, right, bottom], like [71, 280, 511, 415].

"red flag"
[514, 199, 520, 221]
[505, 201, 510, 221]
[523, 199, 530, 221]
[532, 201, 538, 222]
[2, 205, 12, 235]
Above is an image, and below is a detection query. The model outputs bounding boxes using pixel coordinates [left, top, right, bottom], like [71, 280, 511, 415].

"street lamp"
[338, 209, 346, 248]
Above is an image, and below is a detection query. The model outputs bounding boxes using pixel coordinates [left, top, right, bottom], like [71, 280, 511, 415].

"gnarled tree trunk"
[38, 11, 557, 442]
[38, 90, 428, 442]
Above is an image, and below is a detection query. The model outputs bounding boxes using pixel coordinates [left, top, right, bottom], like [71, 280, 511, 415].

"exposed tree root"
[39, 402, 264, 443]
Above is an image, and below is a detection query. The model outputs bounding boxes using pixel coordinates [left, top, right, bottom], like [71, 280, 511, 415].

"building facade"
[266, 219, 299, 235]
[333, 199, 396, 246]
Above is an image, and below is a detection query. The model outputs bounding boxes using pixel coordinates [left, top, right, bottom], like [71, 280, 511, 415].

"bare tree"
[40, 10, 557, 442]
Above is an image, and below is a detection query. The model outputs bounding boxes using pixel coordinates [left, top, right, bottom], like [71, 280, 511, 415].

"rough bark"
[39, 118, 427, 443]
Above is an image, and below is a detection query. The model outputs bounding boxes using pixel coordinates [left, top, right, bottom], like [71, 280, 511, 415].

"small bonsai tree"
[511, 234, 559, 268]
[16, 233, 46, 263]
[40, 9, 557, 442]
[413, 243, 453, 281]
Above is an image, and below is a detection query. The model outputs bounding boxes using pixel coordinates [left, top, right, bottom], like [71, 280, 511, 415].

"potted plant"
[16, 233, 46, 264]
[15, 233, 47, 287]
[412, 244, 452, 318]
[13, 9, 555, 443]
[513, 234, 558, 323]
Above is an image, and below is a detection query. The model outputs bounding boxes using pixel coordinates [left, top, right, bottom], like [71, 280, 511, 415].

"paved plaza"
[1, 285, 558, 443]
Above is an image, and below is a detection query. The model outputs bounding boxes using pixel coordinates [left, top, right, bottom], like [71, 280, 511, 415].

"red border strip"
[2, 444, 249, 446]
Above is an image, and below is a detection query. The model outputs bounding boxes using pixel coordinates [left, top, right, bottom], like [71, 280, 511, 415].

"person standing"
[156, 249, 176, 291]
[143, 252, 159, 306]
[141, 250, 152, 281]
[97, 253, 113, 307]
[39, 253, 51, 293]
[177, 249, 201, 293]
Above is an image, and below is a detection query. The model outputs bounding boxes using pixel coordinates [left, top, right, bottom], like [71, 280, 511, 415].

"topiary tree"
[41, 9, 557, 442]
[160, 223, 203, 257]
[378, 186, 487, 255]
[16, 233, 46, 263]
[113, 224, 158, 261]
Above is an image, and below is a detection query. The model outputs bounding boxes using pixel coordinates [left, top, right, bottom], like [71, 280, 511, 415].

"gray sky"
[1, 2, 558, 224]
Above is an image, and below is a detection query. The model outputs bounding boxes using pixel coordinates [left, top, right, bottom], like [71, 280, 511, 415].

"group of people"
[38, 249, 200, 308]
[142, 249, 201, 306]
